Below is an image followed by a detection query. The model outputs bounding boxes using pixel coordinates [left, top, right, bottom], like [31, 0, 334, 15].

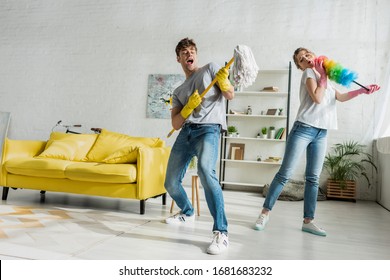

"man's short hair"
[175, 38, 197, 57]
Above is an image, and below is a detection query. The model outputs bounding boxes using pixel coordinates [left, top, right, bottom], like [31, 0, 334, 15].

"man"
[164, 38, 234, 255]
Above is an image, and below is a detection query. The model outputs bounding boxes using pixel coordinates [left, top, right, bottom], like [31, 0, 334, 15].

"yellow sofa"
[0, 129, 171, 214]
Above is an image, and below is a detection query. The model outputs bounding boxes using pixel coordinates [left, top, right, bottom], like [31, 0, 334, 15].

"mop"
[167, 45, 259, 138]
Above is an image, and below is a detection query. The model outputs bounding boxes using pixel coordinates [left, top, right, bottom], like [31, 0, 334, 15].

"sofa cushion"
[102, 144, 147, 164]
[41, 132, 98, 161]
[64, 162, 137, 183]
[86, 129, 162, 162]
[36, 139, 81, 160]
[4, 158, 73, 178]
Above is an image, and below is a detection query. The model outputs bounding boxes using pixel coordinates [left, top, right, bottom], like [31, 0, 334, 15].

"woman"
[254, 47, 380, 236]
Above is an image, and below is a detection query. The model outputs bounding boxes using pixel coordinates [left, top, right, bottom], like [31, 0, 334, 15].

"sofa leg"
[162, 193, 167, 205]
[140, 200, 145, 215]
[40, 190, 46, 203]
[2, 187, 9, 200]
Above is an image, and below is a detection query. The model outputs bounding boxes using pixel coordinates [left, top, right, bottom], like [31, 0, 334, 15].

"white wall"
[1, 0, 389, 199]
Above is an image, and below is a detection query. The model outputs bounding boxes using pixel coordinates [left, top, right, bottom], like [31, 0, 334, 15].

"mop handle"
[167, 57, 235, 138]
[200, 57, 234, 98]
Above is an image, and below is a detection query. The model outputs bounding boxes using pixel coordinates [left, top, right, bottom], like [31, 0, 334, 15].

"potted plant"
[323, 140, 377, 201]
[261, 127, 267, 138]
[227, 125, 238, 137]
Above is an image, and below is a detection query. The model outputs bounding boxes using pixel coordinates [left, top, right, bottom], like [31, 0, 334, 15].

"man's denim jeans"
[165, 123, 228, 233]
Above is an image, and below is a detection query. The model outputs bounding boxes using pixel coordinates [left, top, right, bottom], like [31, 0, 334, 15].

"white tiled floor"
[1, 186, 390, 260]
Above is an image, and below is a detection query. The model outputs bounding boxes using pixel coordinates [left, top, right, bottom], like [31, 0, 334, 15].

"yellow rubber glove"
[180, 90, 202, 119]
[216, 67, 231, 92]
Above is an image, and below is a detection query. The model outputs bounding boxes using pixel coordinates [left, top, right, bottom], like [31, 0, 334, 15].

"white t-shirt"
[172, 62, 227, 130]
[295, 68, 338, 130]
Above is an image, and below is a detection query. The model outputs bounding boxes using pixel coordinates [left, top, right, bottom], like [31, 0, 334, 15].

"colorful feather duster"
[316, 56, 368, 90]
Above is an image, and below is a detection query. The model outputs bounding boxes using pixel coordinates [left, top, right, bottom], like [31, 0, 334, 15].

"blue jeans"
[164, 123, 228, 233]
[263, 121, 328, 219]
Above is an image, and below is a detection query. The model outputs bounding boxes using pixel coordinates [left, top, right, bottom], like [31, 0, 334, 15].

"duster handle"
[352, 80, 370, 91]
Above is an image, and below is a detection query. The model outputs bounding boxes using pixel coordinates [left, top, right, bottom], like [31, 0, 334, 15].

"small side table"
[170, 175, 200, 216]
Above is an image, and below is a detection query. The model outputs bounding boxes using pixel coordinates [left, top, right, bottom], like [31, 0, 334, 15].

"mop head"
[232, 45, 259, 88]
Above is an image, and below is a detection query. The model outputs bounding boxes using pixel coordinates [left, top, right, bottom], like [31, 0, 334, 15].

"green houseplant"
[227, 125, 238, 137]
[261, 127, 267, 138]
[323, 140, 377, 201]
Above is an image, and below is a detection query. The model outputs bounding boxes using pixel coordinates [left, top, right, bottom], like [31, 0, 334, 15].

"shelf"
[226, 114, 287, 119]
[235, 91, 288, 97]
[222, 159, 282, 166]
[219, 62, 291, 191]
[258, 69, 289, 74]
[220, 181, 265, 188]
[223, 136, 285, 142]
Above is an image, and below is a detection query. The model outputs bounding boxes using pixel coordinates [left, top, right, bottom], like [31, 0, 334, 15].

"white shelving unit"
[219, 62, 292, 189]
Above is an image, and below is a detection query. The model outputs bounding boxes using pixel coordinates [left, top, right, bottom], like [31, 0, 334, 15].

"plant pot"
[326, 179, 356, 202]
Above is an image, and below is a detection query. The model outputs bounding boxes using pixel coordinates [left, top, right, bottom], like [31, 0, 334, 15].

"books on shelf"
[275, 127, 285, 139]
[262, 86, 279, 92]
[264, 156, 282, 163]
[229, 109, 246, 115]
[280, 129, 286, 139]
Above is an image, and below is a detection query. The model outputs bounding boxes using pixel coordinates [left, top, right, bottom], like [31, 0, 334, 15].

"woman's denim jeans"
[164, 123, 228, 233]
[263, 121, 328, 219]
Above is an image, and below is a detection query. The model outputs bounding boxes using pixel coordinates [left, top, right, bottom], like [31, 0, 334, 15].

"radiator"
[376, 136, 390, 211]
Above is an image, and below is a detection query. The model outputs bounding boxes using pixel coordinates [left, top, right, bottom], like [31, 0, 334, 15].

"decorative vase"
[269, 129, 275, 139]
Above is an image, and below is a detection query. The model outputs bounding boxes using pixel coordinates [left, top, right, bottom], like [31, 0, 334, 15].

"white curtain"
[373, 51, 390, 139]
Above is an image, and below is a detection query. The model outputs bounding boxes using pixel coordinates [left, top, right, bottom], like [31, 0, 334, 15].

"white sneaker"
[207, 231, 229, 255]
[302, 221, 327, 236]
[165, 213, 195, 225]
[254, 213, 269, 231]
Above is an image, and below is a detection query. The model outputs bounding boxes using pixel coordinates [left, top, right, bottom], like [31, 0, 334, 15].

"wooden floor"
[1, 186, 390, 260]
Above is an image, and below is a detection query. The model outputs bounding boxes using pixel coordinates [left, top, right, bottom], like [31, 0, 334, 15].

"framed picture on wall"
[146, 74, 185, 119]
[229, 143, 245, 160]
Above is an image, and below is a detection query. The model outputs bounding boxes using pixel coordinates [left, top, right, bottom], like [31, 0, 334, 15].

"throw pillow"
[44, 132, 98, 161]
[36, 139, 80, 160]
[86, 129, 160, 162]
[102, 144, 146, 164]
